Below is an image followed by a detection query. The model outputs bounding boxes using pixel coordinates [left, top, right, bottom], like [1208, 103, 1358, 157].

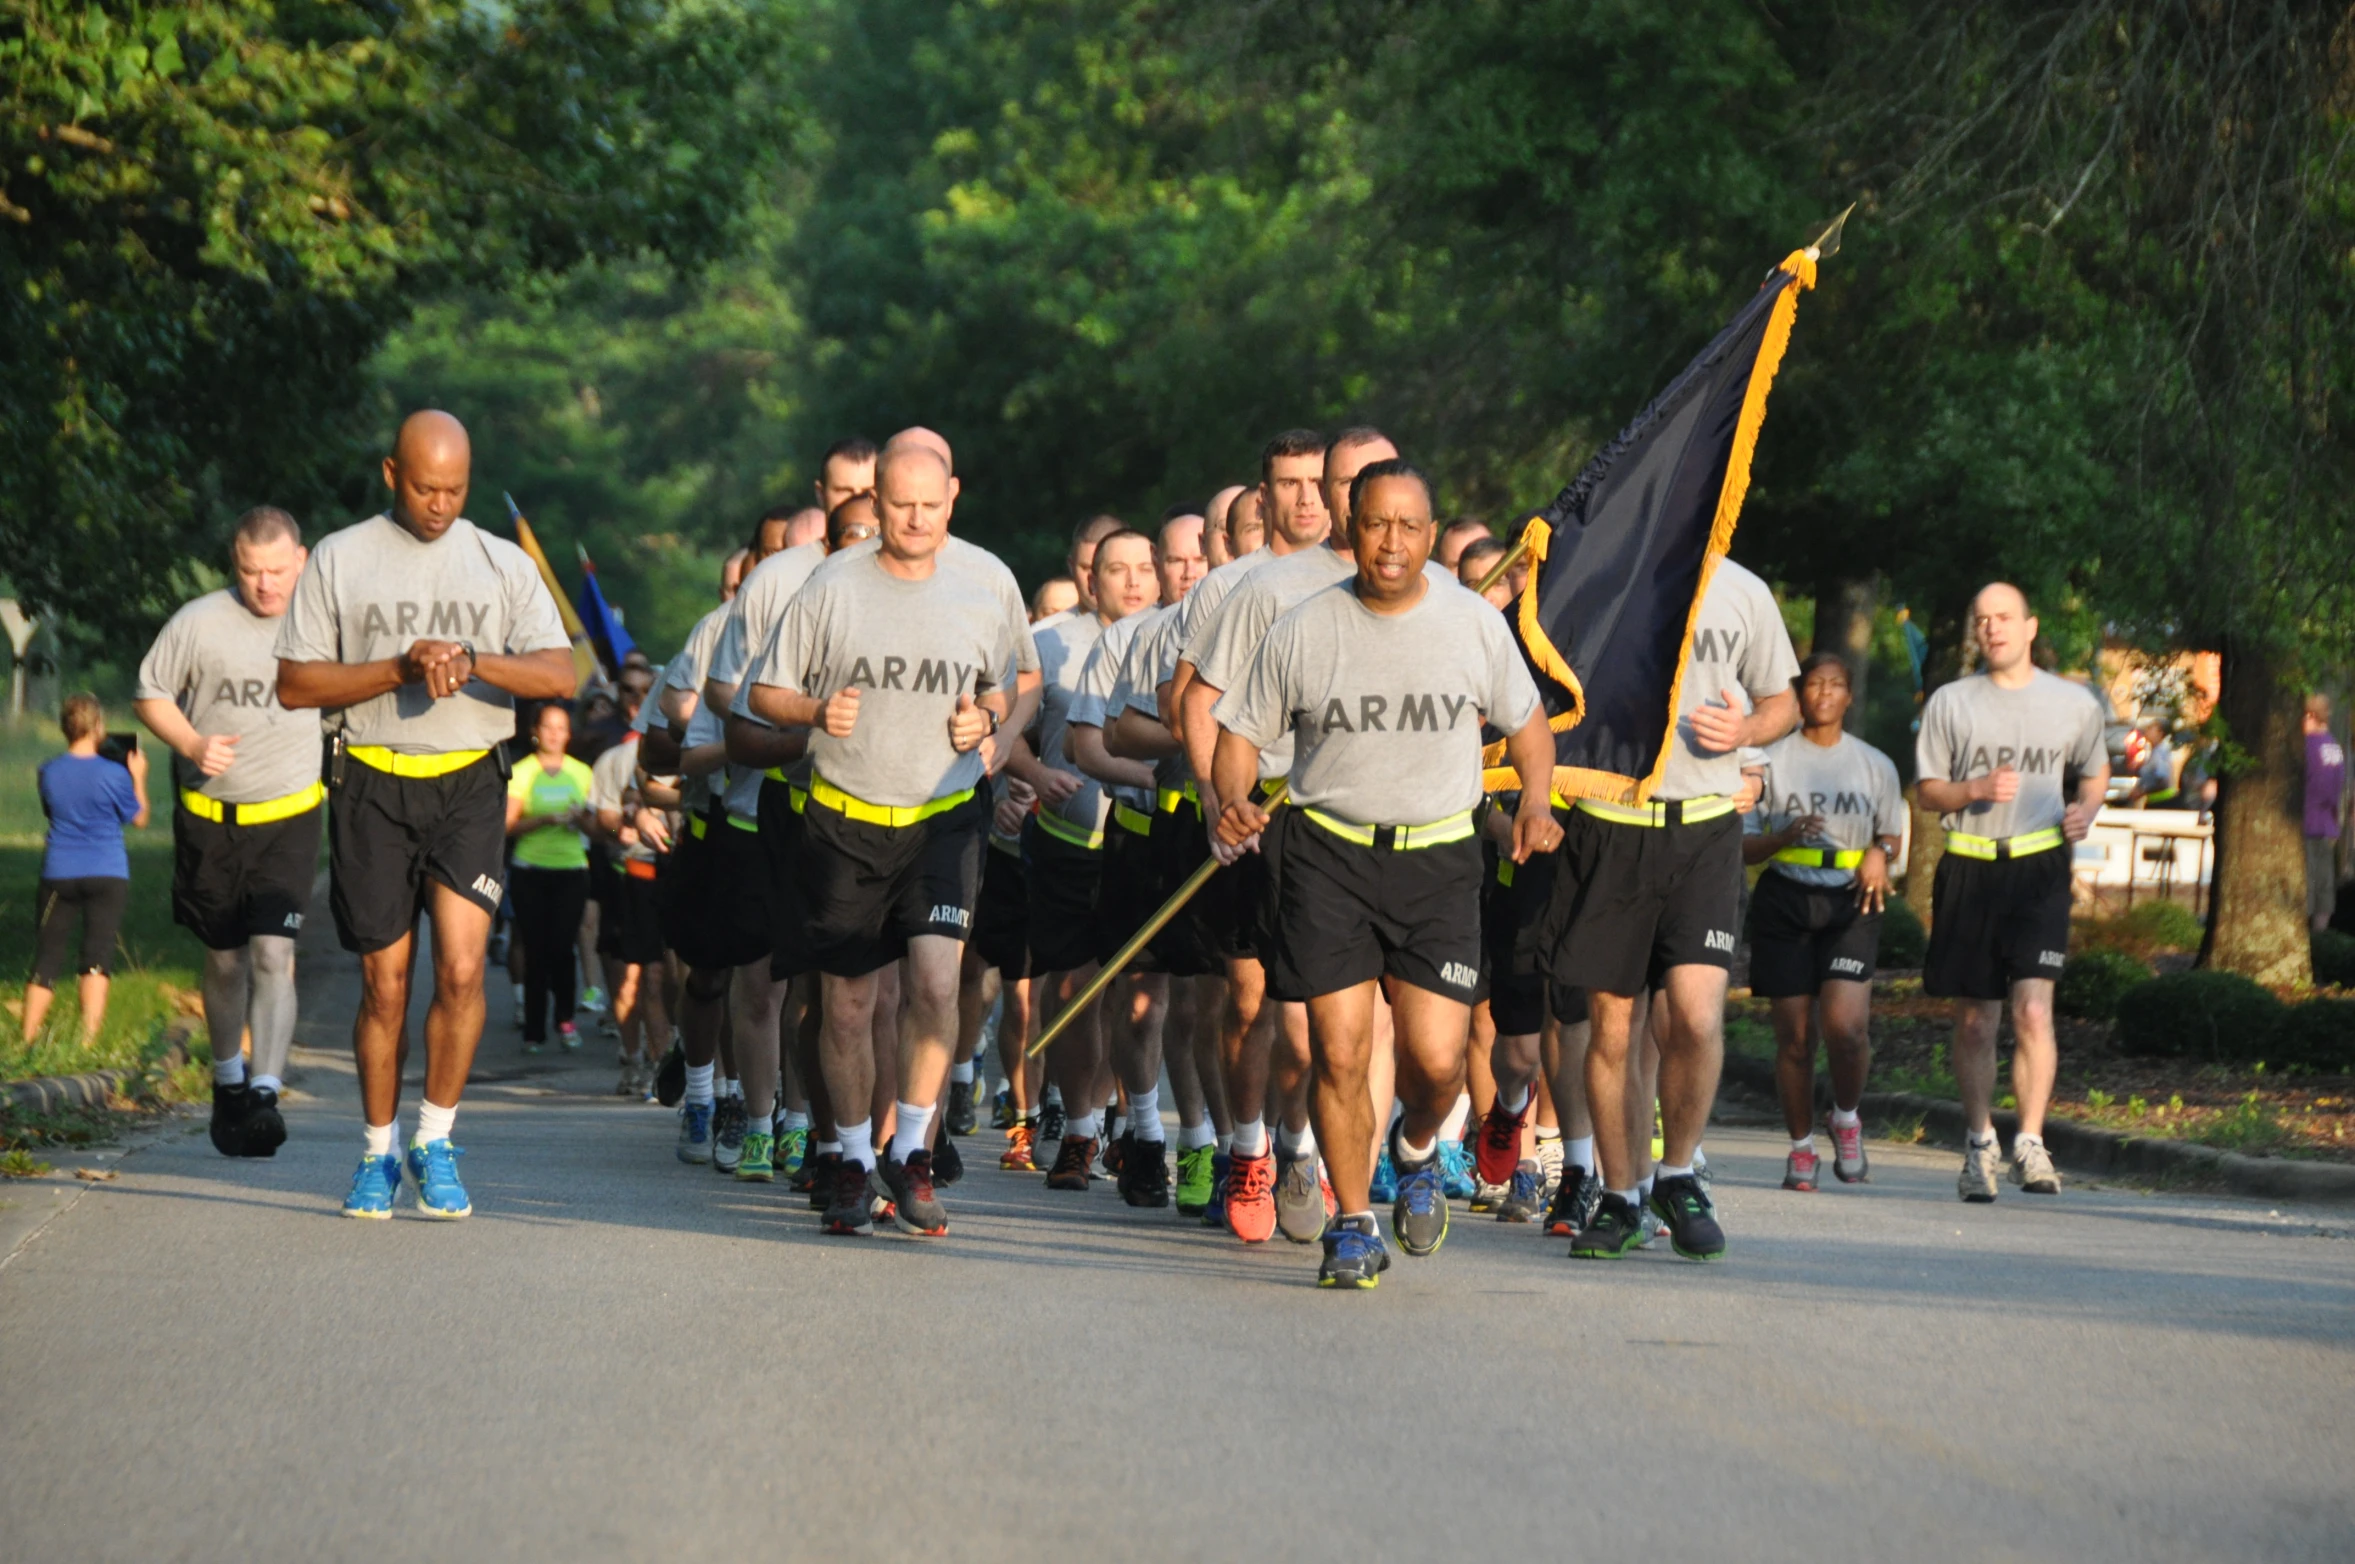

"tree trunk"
[2201, 637, 2311, 986]
[1904, 781, 1944, 928]
[1812, 574, 1877, 732]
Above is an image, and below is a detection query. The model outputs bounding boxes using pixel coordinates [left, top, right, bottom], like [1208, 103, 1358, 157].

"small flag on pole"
[575, 543, 636, 677]
[504, 493, 599, 692]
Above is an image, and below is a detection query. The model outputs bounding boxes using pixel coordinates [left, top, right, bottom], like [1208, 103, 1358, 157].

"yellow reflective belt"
[1771, 845, 1865, 870]
[1156, 783, 1199, 814]
[1033, 809, 1106, 851]
[791, 786, 807, 814]
[807, 775, 974, 829]
[725, 812, 757, 833]
[1302, 807, 1476, 851]
[1113, 803, 1155, 837]
[765, 766, 788, 782]
[179, 780, 325, 826]
[1574, 794, 1735, 828]
[346, 745, 488, 778]
[688, 814, 708, 841]
[1943, 826, 2065, 861]
[1495, 858, 1516, 888]
[760, 768, 809, 813]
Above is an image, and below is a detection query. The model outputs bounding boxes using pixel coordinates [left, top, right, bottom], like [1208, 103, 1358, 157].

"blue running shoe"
[1369, 1145, 1398, 1204]
[677, 1101, 714, 1164]
[1391, 1138, 1450, 1258]
[1199, 1151, 1231, 1229]
[341, 1152, 402, 1219]
[405, 1139, 472, 1219]
[1437, 1138, 1477, 1201]
[1317, 1215, 1391, 1289]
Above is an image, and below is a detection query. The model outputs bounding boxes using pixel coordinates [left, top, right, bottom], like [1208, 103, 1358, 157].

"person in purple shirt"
[2304, 694, 2346, 934]
[26, 693, 151, 1042]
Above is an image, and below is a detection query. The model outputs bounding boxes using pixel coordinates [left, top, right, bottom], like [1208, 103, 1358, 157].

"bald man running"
[278, 410, 573, 1219]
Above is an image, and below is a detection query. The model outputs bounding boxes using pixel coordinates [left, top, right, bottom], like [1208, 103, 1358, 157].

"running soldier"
[133, 507, 322, 1158]
[277, 411, 573, 1219]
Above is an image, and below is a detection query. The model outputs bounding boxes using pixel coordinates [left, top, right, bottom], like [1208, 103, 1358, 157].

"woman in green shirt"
[505, 702, 596, 1051]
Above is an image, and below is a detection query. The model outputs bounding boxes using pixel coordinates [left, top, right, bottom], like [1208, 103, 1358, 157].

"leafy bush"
[2115, 970, 2285, 1062]
[2271, 999, 2355, 1073]
[2075, 899, 2207, 960]
[2055, 950, 2154, 1021]
[1876, 892, 1926, 969]
[2311, 929, 2355, 989]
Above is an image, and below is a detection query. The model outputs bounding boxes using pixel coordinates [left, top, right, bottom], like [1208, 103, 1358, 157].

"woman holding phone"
[27, 693, 150, 1043]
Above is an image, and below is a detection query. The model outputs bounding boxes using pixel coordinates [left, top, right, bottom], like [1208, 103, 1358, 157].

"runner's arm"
[275, 656, 407, 710]
[131, 697, 237, 778]
[1180, 675, 1225, 818]
[723, 712, 807, 771]
[679, 742, 727, 779]
[1108, 707, 1181, 761]
[466, 646, 575, 701]
[638, 726, 682, 775]
[1071, 724, 1155, 792]
[1209, 727, 1267, 847]
[1503, 709, 1564, 862]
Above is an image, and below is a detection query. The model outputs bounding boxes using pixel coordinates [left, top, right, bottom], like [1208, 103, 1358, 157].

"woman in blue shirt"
[27, 693, 150, 1042]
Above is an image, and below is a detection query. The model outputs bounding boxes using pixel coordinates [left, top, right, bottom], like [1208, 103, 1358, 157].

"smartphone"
[97, 731, 140, 765]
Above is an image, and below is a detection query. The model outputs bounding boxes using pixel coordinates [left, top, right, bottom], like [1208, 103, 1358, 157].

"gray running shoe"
[712, 1096, 747, 1173]
[2010, 1136, 2061, 1195]
[1959, 1137, 2001, 1203]
[1535, 1135, 1564, 1200]
[1830, 1117, 1870, 1183]
[1275, 1154, 1327, 1244]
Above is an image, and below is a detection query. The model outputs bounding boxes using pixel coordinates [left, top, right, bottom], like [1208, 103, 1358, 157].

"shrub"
[2271, 999, 2355, 1073]
[2115, 970, 2285, 1062]
[1876, 892, 1926, 969]
[2116, 899, 2205, 953]
[2055, 950, 2153, 1021]
[2311, 929, 2355, 989]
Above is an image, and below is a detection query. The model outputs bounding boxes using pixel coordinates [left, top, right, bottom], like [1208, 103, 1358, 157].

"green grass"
[0, 718, 208, 1083]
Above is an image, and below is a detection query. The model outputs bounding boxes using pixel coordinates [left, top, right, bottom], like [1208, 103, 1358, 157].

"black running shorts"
[1024, 818, 1105, 976]
[327, 755, 508, 955]
[657, 803, 706, 954]
[1923, 848, 2071, 1000]
[1744, 868, 1881, 998]
[1541, 806, 1742, 998]
[1481, 835, 1556, 1036]
[796, 790, 987, 978]
[971, 837, 1030, 978]
[172, 801, 321, 951]
[598, 861, 668, 966]
[1093, 808, 1165, 968]
[757, 774, 814, 979]
[669, 806, 771, 972]
[1150, 797, 1223, 978]
[1272, 813, 1483, 1004]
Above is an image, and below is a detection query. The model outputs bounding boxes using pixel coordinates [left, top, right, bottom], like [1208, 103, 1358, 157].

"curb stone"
[1719, 1052, 2355, 1204]
[4, 1019, 198, 1115]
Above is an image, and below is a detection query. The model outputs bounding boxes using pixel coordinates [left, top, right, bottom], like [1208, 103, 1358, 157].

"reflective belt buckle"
[811, 774, 972, 828]
[1305, 807, 1475, 851]
[346, 745, 489, 779]
[1770, 844, 1864, 870]
[1575, 794, 1731, 828]
[180, 780, 325, 825]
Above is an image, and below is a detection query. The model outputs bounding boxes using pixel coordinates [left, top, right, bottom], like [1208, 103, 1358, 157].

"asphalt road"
[4, 926, 2352, 1564]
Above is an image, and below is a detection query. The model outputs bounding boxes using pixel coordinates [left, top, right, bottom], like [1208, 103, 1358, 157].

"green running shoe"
[1568, 1192, 1648, 1259]
[1174, 1143, 1216, 1214]
[778, 1125, 808, 1178]
[736, 1129, 775, 1182]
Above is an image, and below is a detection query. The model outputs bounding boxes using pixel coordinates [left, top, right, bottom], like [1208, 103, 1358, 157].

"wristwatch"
[984, 705, 1003, 736]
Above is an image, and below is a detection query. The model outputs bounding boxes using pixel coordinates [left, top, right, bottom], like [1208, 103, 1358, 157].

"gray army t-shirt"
[1216, 577, 1539, 826]
[274, 515, 570, 754]
[588, 734, 656, 864]
[136, 588, 323, 805]
[1917, 669, 2107, 840]
[1114, 604, 1192, 803]
[1657, 558, 1802, 801]
[1030, 612, 1109, 833]
[752, 551, 1023, 809]
[1172, 549, 1275, 665]
[1070, 610, 1154, 813]
[814, 534, 1041, 676]
[710, 543, 830, 817]
[1748, 730, 1905, 888]
[667, 604, 736, 811]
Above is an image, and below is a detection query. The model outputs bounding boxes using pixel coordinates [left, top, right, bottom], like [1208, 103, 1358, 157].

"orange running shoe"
[1000, 1123, 1038, 1172]
[1226, 1149, 1278, 1243]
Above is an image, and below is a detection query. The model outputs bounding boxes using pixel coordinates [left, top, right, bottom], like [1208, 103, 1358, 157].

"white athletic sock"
[1536, 1127, 1561, 1145]
[1498, 1081, 1532, 1115]
[1566, 1135, 1595, 1173]
[1215, 1131, 1234, 1155]
[1231, 1118, 1267, 1158]
[363, 1121, 396, 1158]
[1610, 1187, 1641, 1206]
[1279, 1121, 1315, 1159]
[1637, 1173, 1655, 1202]
[1110, 1113, 1128, 1143]
[250, 1074, 282, 1096]
[1044, 1084, 1064, 1106]
[1179, 1119, 1216, 1151]
[414, 1100, 457, 1148]
[890, 1100, 935, 1163]
[745, 1108, 773, 1137]
[722, 1077, 742, 1100]
[836, 1118, 876, 1171]
[1655, 1162, 1691, 1182]
[1396, 1134, 1436, 1165]
[1790, 1135, 1816, 1155]
[1967, 1127, 1998, 1148]
[1830, 1106, 1861, 1131]
[951, 1060, 975, 1085]
[782, 1109, 811, 1133]
[1439, 1092, 1471, 1142]
[685, 1063, 715, 1107]
[1128, 1088, 1165, 1141]
[2014, 1131, 2044, 1149]
[213, 1055, 246, 1086]
[1693, 1146, 1709, 1170]
[817, 1139, 841, 1155]
[1340, 1209, 1375, 1227]
[1067, 1109, 1103, 1142]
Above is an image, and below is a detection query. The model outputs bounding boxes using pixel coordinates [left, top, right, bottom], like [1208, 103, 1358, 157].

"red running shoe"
[1476, 1097, 1529, 1189]
[1226, 1150, 1277, 1243]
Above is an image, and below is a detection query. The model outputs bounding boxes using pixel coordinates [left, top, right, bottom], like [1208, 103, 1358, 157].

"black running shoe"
[1119, 1136, 1170, 1208]
[1649, 1174, 1726, 1261]
[207, 1081, 252, 1158]
[822, 1158, 874, 1235]
[1317, 1215, 1392, 1290]
[945, 1079, 977, 1137]
[1038, 1096, 1067, 1145]
[1568, 1192, 1648, 1259]
[877, 1152, 948, 1236]
[1045, 1134, 1095, 1192]
[655, 1040, 687, 1107]
[241, 1086, 287, 1157]
[1543, 1164, 1601, 1238]
[804, 1150, 842, 1210]
[932, 1127, 965, 1186]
